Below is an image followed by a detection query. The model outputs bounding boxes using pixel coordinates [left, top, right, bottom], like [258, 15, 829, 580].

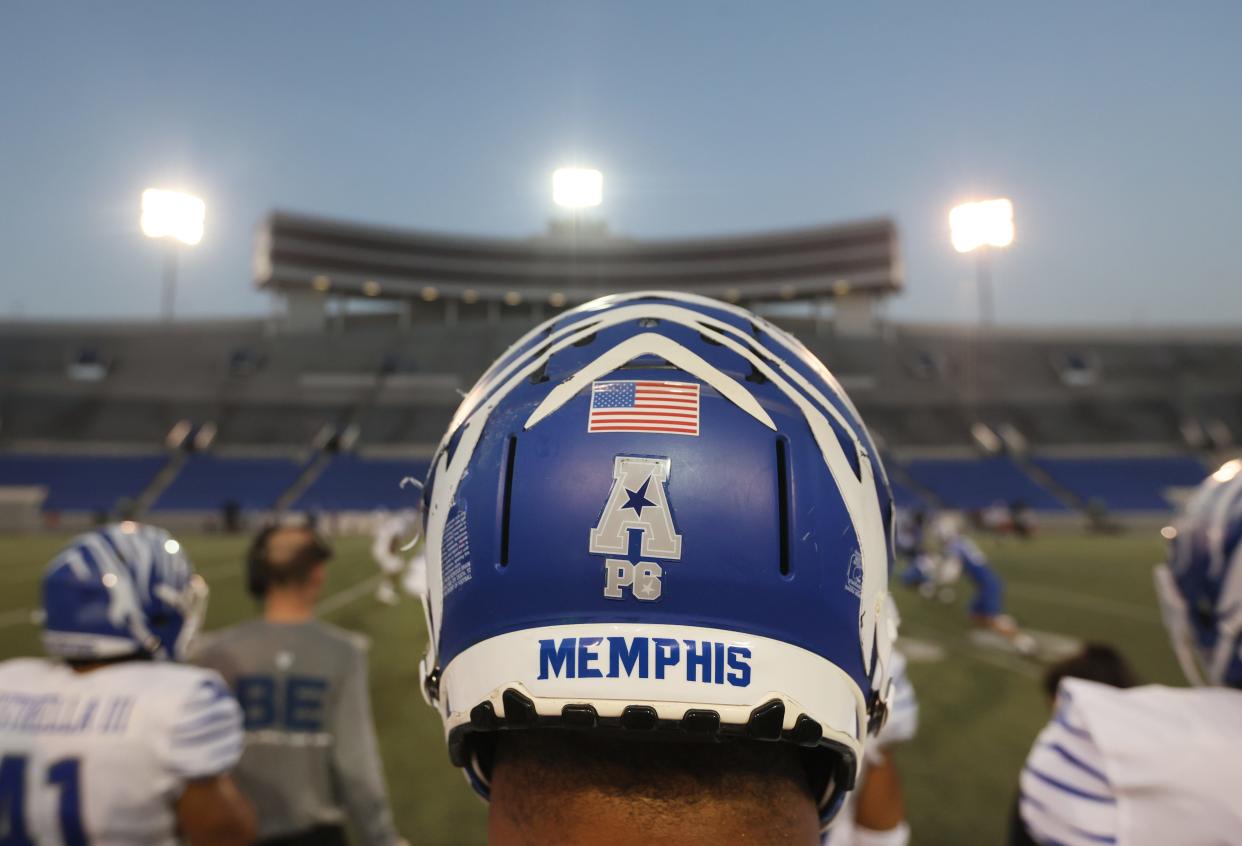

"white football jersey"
[1020, 678, 1242, 846]
[822, 649, 918, 846]
[371, 512, 418, 576]
[0, 658, 242, 845]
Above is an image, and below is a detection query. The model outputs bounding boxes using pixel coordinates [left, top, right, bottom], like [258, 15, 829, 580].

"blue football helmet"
[1156, 459, 1242, 688]
[418, 292, 896, 827]
[42, 521, 207, 662]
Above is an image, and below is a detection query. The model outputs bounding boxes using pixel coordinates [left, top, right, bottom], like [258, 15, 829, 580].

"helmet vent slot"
[528, 361, 550, 384]
[498, 435, 518, 567]
[776, 436, 791, 576]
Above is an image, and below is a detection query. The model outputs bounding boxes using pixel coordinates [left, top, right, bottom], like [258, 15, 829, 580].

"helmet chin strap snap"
[419, 659, 441, 707]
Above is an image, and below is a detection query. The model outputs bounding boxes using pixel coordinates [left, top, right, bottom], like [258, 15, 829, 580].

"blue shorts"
[966, 565, 1004, 617]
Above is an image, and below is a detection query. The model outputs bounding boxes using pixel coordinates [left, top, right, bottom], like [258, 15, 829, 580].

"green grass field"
[0, 529, 1179, 845]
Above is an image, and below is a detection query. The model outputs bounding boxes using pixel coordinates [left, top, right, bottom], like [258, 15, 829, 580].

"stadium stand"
[887, 478, 931, 510]
[1031, 455, 1208, 512]
[151, 454, 304, 511]
[0, 453, 163, 512]
[293, 455, 430, 512]
[2, 313, 1236, 519]
[900, 456, 1067, 511]
[1, 212, 1237, 522]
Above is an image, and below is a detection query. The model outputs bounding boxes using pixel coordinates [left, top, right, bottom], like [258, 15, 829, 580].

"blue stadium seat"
[293, 454, 430, 511]
[0, 454, 164, 512]
[888, 478, 929, 510]
[1033, 455, 1207, 511]
[151, 454, 303, 511]
[902, 455, 1066, 511]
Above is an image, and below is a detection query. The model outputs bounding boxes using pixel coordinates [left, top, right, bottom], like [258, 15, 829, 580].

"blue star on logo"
[622, 477, 656, 518]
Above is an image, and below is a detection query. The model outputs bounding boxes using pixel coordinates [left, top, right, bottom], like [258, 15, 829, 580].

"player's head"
[489, 729, 821, 845]
[933, 512, 961, 544]
[245, 523, 333, 603]
[42, 521, 206, 662]
[1041, 642, 1140, 701]
[1156, 459, 1242, 688]
[417, 292, 896, 833]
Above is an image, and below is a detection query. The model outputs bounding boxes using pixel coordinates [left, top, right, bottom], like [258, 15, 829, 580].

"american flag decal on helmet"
[588, 380, 701, 435]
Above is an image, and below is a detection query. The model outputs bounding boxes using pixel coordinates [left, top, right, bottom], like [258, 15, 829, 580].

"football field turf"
[0, 529, 1179, 845]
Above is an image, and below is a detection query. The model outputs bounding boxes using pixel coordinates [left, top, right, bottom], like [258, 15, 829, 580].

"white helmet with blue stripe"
[1156, 459, 1242, 688]
[42, 521, 207, 662]
[417, 292, 896, 827]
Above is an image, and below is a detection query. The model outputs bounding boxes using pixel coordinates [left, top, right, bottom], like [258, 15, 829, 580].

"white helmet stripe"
[524, 332, 776, 431]
[550, 290, 874, 435]
[1208, 479, 1242, 578]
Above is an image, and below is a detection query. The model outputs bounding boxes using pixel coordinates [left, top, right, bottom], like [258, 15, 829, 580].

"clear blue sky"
[2, 2, 1239, 325]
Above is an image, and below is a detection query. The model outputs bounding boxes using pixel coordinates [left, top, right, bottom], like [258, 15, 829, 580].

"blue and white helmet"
[42, 522, 207, 662]
[1156, 459, 1242, 688]
[418, 292, 896, 826]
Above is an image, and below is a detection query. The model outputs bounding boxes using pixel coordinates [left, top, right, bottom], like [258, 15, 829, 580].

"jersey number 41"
[0, 755, 86, 845]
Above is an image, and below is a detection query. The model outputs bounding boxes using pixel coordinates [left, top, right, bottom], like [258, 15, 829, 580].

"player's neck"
[65, 653, 148, 674]
[263, 591, 317, 623]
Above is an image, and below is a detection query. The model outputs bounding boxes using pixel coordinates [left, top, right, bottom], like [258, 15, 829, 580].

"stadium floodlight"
[141, 189, 205, 246]
[552, 167, 603, 209]
[1213, 459, 1242, 483]
[141, 188, 204, 321]
[949, 197, 1015, 327]
[949, 198, 1014, 254]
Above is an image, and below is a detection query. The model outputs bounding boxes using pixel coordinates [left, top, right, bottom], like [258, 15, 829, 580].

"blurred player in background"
[894, 508, 930, 589]
[937, 515, 1035, 654]
[824, 598, 919, 846]
[0, 522, 255, 844]
[415, 293, 898, 845]
[195, 525, 405, 846]
[1015, 460, 1242, 845]
[898, 509, 962, 601]
[370, 508, 426, 605]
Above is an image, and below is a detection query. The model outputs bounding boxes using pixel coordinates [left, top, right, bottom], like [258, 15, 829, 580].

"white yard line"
[0, 608, 39, 629]
[1005, 581, 1161, 624]
[0, 572, 384, 631]
[901, 621, 1042, 680]
[317, 574, 384, 617]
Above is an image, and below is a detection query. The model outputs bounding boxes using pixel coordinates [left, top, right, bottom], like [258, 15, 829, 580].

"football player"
[823, 597, 919, 846]
[823, 657, 918, 845]
[414, 292, 898, 844]
[1015, 459, 1242, 845]
[194, 524, 405, 846]
[937, 515, 1035, 653]
[370, 509, 426, 605]
[0, 521, 255, 844]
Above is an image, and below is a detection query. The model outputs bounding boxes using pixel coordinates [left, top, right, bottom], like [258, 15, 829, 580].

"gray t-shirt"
[194, 619, 401, 845]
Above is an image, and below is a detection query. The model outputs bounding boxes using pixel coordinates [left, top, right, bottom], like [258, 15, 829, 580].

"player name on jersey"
[537, 636, 752, 686]
[0, 691, 134, 735]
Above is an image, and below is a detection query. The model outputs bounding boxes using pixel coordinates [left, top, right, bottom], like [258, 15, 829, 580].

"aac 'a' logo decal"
[589, 455, 682, 601]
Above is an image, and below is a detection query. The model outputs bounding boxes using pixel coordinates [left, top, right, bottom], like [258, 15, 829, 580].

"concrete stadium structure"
[0, 211, 1237, 525]
[257, 211, 900, 334]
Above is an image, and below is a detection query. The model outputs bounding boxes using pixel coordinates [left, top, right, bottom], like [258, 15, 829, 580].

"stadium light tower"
[949, 197, 1014, 326]
[141, 188, 205, 321]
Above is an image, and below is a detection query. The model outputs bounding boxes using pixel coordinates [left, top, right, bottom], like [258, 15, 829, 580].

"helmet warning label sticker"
[441, 509, 472, 597]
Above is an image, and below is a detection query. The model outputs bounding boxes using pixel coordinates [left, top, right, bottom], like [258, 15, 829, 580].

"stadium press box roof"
[255, 210, 900, 307]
